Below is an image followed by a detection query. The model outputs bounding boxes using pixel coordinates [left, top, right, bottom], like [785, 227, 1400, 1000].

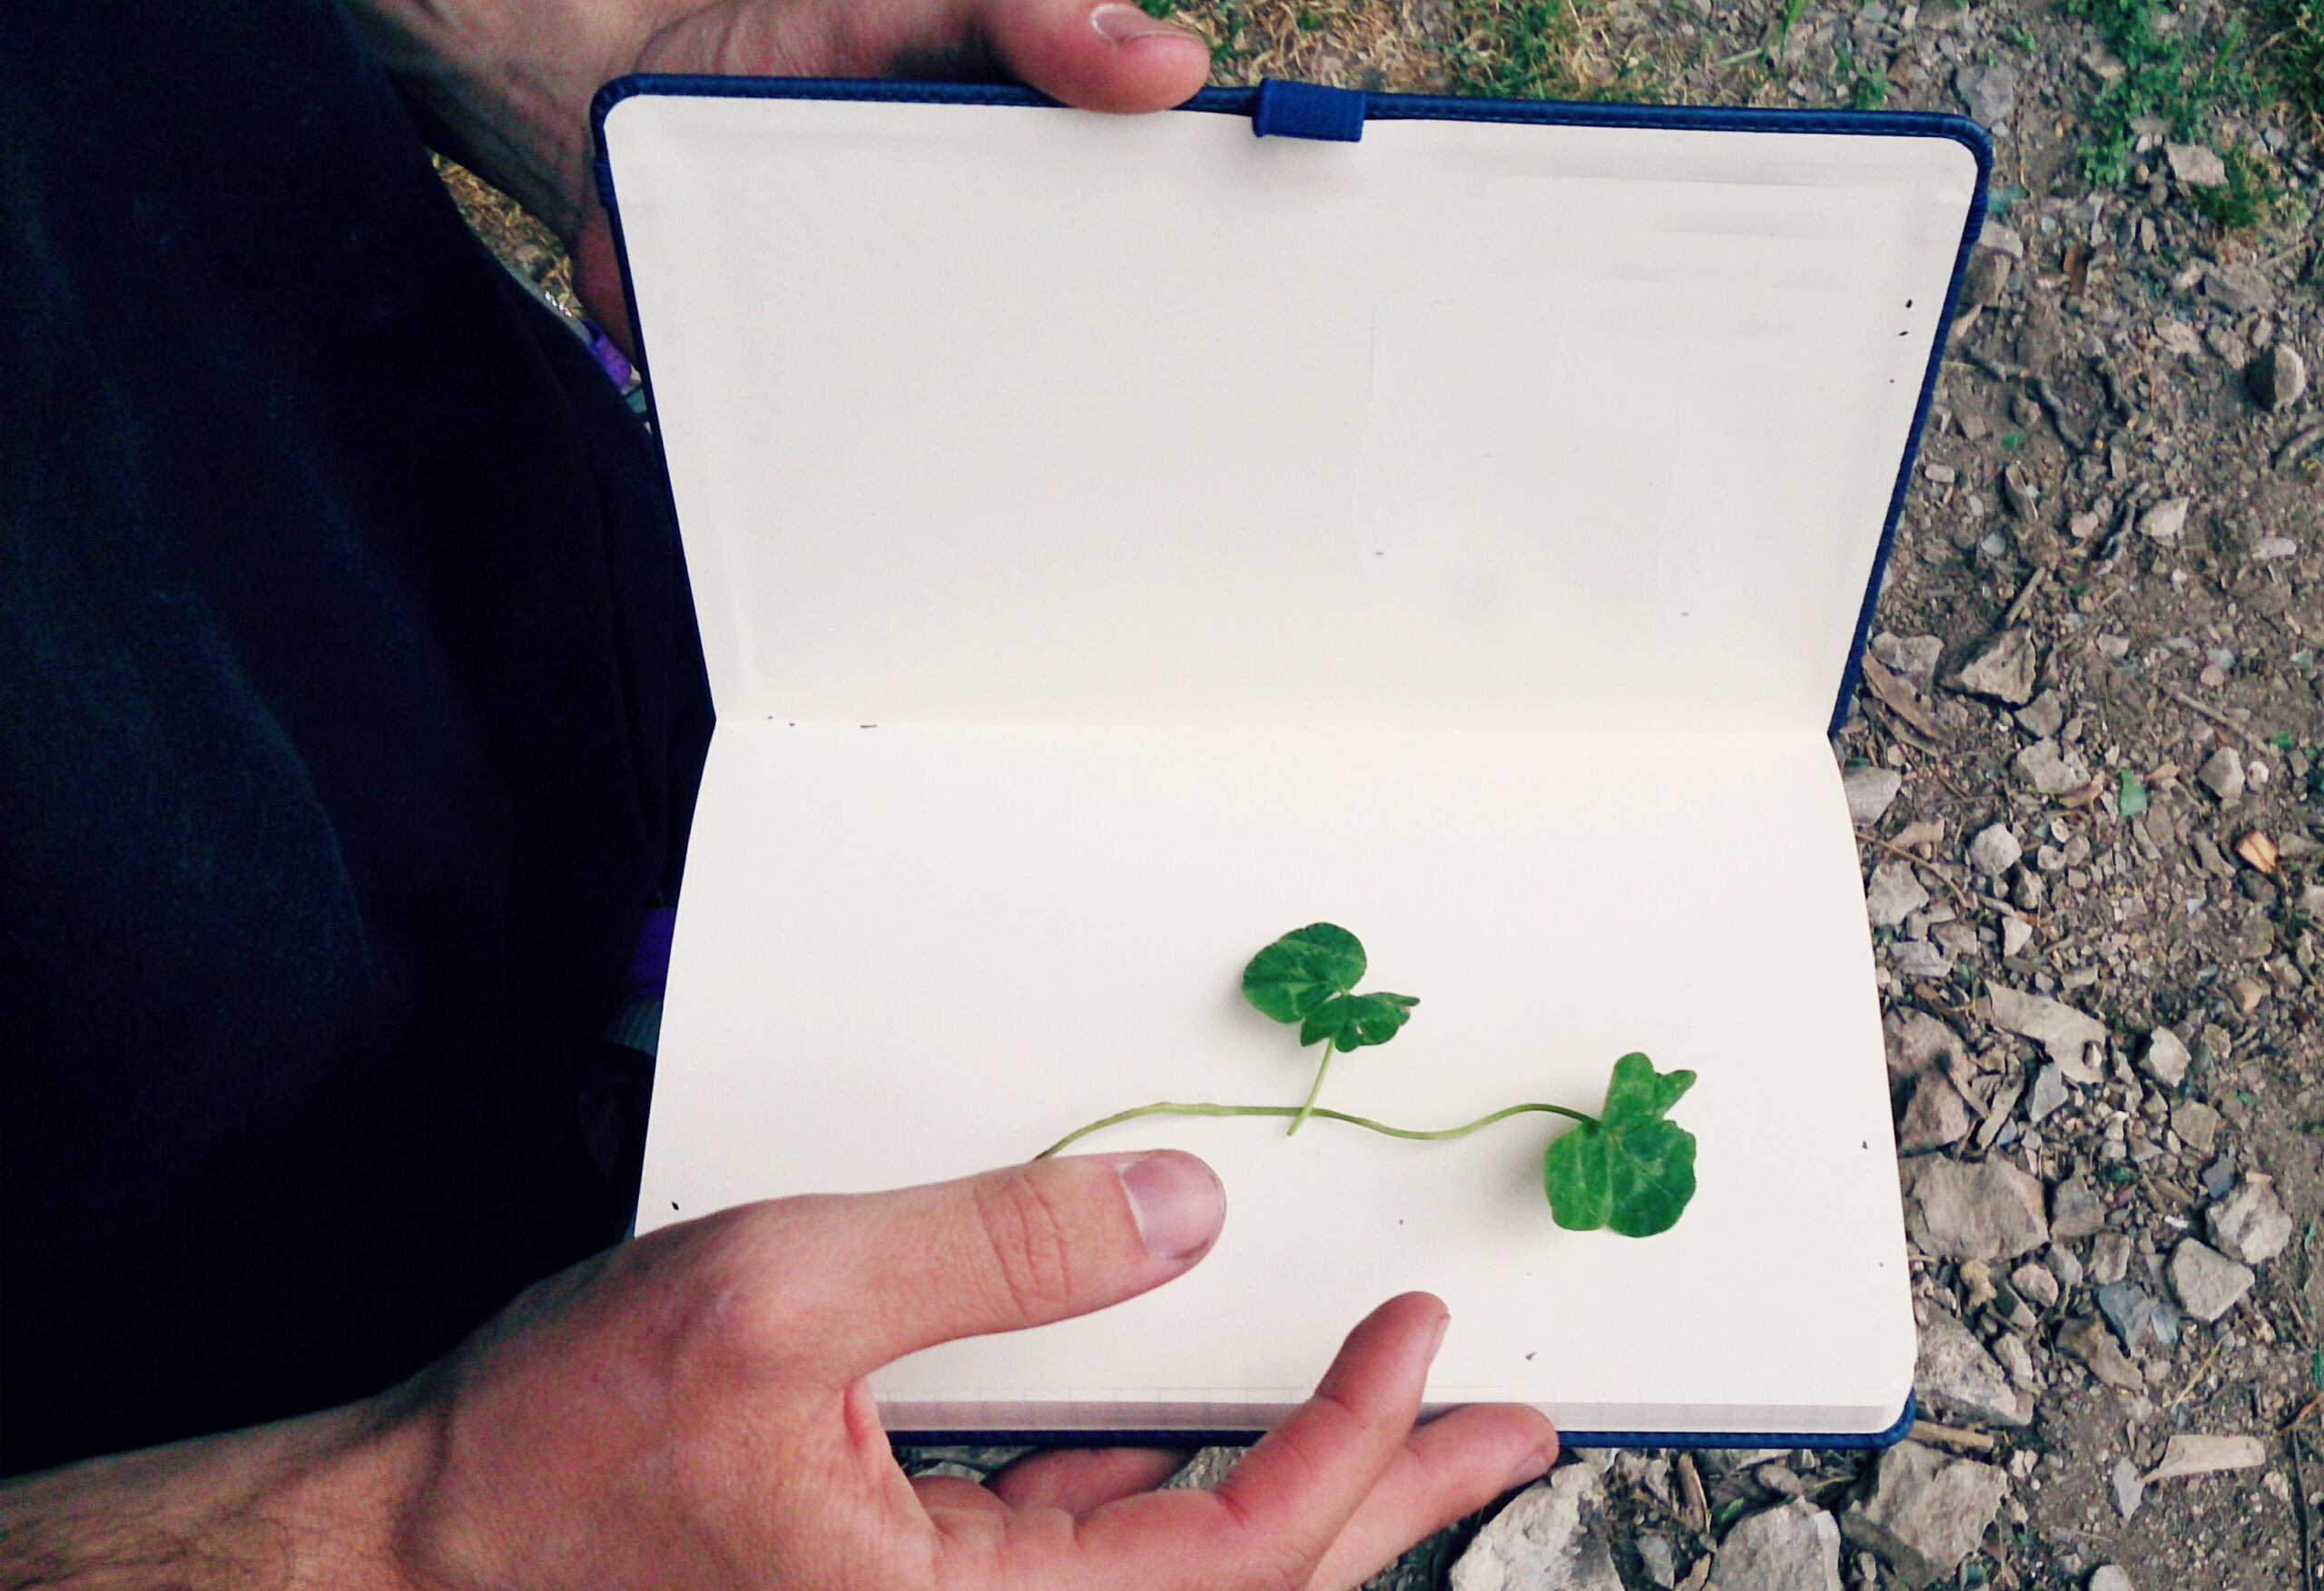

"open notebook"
[596, 79, 1987, 1445]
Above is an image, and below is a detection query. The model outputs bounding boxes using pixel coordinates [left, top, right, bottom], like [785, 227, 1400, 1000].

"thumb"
[764, 1151, 1225, 1383]
[974, 0, 1213, 114]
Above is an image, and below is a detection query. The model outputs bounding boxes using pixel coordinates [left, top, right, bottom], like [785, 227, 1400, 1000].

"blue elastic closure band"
[1250, 78, 1364, 142]
[593, 156, 620, 212]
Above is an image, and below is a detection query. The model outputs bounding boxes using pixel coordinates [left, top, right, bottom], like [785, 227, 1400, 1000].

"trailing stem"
[1289, 1046, 1334, 1135]
[1033, 1098, 1595, 1162]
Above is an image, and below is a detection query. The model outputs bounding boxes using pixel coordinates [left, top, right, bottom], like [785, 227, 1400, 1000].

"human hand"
[344, 0, 1214, 346]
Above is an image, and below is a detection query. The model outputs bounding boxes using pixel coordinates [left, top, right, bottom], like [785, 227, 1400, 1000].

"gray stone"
[2207, 1176, 2292, 1264]
[1637, 1532, 1679, 1589]
[2247, 343, 2309, 410]
[1961, 248, 2013, 309]
[1866, 859, 1932, 928]
[2142, 1027, 2192, 1086]
[1976, 220, 2025, 260]
[2146, 1433, 2267, 1480]
[2001, 915, 2034, 958]
[1451, 1465, 1622, 1591]
[2139, 496, 2191, 543]
[1915, 1311, 2030, 1427]
[1889, 938, 1955, 978]
[2048, 1242, 2084, 1286]
[2110, 1458, 2144, 1520]
[1987, 984, 2107, 1076]
[2204, 264, 2276, 315]
[2061, 1313, 2144, 1390]
[2199, 746, 2246, 801]
[1968, 823, 2024, 876]
[1898, 1073, 1972, 1154]
[1712, 1500, 1845, 1591]
[2026, 1063, 2069, 1125]
[1904, 1156, 2050, 1262]
[2089, 1232, 2132, 1286]
[1888, 1011, 1966, 1078]
[2200, 1154, 2238, 1200]
[2172, 1098, 2221, 1156]
[2010, 1261, 2060, 1309]
[1846, 766, 1905, 826]
[1839, 1442, 2006, 1589]
[2164, 142, 2229, 186]
[2092, 1566, 2136, 1591]
[1953, 630, 2037, 705]
[2095, 1281, 2180, 1353]
[2014, 690, 2065, 739]
[2015, 740, 2092, 794]
[2168, 1240, 2255, 1321]
[1955, 64, 2018, 130]
[1871, 633, 1944, 683]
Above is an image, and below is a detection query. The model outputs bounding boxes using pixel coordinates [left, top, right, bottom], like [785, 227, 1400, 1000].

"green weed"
[2058, 0, 2259, 188]
[1443, 0, 1657, 99]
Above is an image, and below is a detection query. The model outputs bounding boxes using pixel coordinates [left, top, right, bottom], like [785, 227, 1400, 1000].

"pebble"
[1955, 63, 2018, 130]
[2015, 739, 2091, 794]
[2199, 746, 2246, 800]
[1637, 1532, 1679, 1589]
[1915, 1311, 2030, 1427]
[2171, 1097, 2221, 1156]
[1961, 248, 2014, 308]
[1450, 1465, 1621, 1591]
[2092, 1566, 2136, 1591]
[2247, 343, 2309, 409]
[2025, 1062, 2068, 1124]
[2014, 690, 2064, 739]
[2061, 1313, 2144, 1390]
[2252, 535, 2299, 560]
[1904, 1156, 2050, 1261]
[2207, 1175, 2292, 1264]
[1968, 823, 2024, 876]
[1871, 633, 1944, 683]
[1952, 630, 2037, 704]
[2164, 142, 2229, 186]
[2001, 916, 2034, 957]
[2168, 1239, 2255, 1321]
[2204, 264, 2276, 316]
[2095, 1280, 2180, 1353]
[2141, 1026, 2191, 1086]
[2050, 1173, 2108, 1240]
[1712, 1501, 1845, 1591]
[1986, 984, 2106, 1075]
[2146, 1433, 2267, 1481]
[1839, 1442, 2005, 1590]
[2090, 1232, 2132, 1284]
[1866, 859, 1932, 927]
[1890, 939, 1954, 978]
[2200, 1153, 2238, 1200]
[2110, 1458, 2144, 1520]
[1846, 766, 1905, 826]
[2009, 1260, 2060, 1309]
[1898, 1073, 1972, 1154]
[2138, 496, 2191, 543]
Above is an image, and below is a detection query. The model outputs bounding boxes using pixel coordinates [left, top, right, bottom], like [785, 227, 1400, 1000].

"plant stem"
[1288, 1043, 1334, 1136]
[1033, 1098, 1596, 1162]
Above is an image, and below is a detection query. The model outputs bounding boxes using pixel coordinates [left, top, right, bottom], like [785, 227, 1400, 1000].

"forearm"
[0, 1394, 428, 1591]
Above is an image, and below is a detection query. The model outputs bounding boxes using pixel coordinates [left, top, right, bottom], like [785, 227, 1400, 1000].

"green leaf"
[1242, 923, 1365, 1024]
[1299, 991, 1419, 1052]
[2119, 771, 2149, 817]
[1541, 1053, 1699, 1237]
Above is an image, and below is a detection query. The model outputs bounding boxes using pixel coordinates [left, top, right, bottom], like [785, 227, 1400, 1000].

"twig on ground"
[2157, 681, 2277, 754]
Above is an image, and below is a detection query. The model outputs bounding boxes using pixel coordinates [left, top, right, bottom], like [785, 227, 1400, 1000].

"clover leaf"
[1541, 1053, 1699, 1237]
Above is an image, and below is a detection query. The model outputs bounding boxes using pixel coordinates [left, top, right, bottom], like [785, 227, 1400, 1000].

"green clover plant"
[1037, 922, 1698, 1236]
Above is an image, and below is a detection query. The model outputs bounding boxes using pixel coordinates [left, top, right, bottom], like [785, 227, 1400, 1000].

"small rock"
[2016, 740, 2092, 794]
[1450, 1465, 1622, 1591]
[1637, 1532, 1679, 1590]
[2142, 1027, 2191, 1086]
[2156, 318, 2205, 358]
[2200, 1154, 2237, 1200]
[1712, 1500, 1845, 1591]
[2090, 1232, 2132, 1285]
[2061, 1313, 2144, 1390]
[2200, 746, 2246, 800]
[2252, 535, 2299, 560]
[2025, 1062, 2068, 1124]
[2001, 916, 2034, 958]
[1952, 630, 2037, 705]
[2247, 343, 2309, 409]
[2095, 1280, 2181, 1353]
[2168, 1239, 2255, 1321]
[1890, 939, 1955, 979]
[1846, 766, 1906, 826]
[1839, 1442, 2005, 1589]
[2010, 1261, 2060, 1309]
[2050, 1173, 2108, 1241]
[1955, 63, 2018, 130]
[1904, 1156, 2050, 1262]
[1976, 220, 2025, 260]
[1968, 823, 2024, 876]
[2207, 1176, 2292, 1264]
[2110, 1458, 2144, 1520]
[2014, 690, 2065, 739]
[2204, 265, 2276, 316]
[2138, 497, 2191, 543]
[1886, 1011, 1967, 1094]
[2164, 142, 2229, 186]
[1915, 1311, 2030, 1426]
[1898, 1073, 1973, 1154]
[2171, 1098, 2221, 1157]
[2092, 1566, 2136, 1591]
[2048, 1242, 2084, 1286]
[1960, 247, 2014, 309]
[1987, 984, 2107, 1075]
[1871, 633, 1944, 683]
[2146, 1433, 2267, 1481]
[1866, 859, 1932, 928]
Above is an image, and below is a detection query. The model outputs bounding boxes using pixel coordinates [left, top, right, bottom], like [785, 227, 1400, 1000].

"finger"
[972, 0, 1213, 113]
[990, 1447, 1190, 1516]
[745, 1151, 1225, 1383]
[1302, 1404, 1558, 1591]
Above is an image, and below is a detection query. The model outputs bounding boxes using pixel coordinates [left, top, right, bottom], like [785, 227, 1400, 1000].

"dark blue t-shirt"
[2, 2, 712, 1473]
